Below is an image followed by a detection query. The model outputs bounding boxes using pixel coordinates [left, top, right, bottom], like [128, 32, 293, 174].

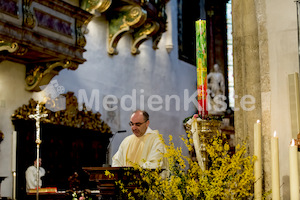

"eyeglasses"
[129, 120, 148, 127]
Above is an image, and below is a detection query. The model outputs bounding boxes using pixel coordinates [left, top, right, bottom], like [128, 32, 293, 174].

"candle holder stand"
[191, 118, 221, 170]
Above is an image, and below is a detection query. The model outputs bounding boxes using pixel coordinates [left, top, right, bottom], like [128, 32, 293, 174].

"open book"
[28, 187, 57, 194]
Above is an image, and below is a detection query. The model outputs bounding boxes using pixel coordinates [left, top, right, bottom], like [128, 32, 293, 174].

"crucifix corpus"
[29, 103, 48, 200]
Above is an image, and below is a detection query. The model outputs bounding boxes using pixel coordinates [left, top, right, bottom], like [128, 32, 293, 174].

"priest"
[112, 110, 168, 170]
[25, 158, 46, 192]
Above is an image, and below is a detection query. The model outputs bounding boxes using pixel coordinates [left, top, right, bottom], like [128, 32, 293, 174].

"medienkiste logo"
[39, 80, 255, 113]
[40, 80, 66, 112]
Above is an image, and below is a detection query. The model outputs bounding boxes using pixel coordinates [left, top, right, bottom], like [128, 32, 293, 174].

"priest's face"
[130, 111, 149, 137]
[34, 158, 42, 167]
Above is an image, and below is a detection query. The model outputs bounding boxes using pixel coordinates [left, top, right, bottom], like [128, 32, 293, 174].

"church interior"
[0, 0, 300, 199]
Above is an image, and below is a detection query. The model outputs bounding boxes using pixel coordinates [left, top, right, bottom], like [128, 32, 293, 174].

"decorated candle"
[195, 19, 208, 118]
[289, 139, 299, 200]
[254, 120, 262, 199]
[271, 131, 280, 200]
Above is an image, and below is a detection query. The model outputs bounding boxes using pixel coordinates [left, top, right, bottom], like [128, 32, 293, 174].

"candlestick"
[271, 131, 280, 200]
[289, 139, 299, 200]
[195, 19, 208, 118]
[254, 120, 262, 199]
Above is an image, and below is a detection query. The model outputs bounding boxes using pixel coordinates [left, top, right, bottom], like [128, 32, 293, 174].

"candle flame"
[273, 131, 277, 137]
[291, 139, 295, 146]
[257, 119, 260, 123]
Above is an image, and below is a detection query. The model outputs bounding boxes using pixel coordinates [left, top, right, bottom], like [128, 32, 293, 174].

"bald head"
[130, 110, 150, 137]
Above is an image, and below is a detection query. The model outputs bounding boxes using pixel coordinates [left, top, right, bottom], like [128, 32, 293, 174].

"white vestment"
[112, 127, 168, 169]
[25, 165, 45, 191]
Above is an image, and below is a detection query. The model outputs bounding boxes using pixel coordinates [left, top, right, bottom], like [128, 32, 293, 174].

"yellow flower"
[104, 170, 114, 178]
[106, 129, 265, 199]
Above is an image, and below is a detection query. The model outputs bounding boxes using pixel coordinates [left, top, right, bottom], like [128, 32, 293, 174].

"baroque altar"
[11, 92, 112, 200]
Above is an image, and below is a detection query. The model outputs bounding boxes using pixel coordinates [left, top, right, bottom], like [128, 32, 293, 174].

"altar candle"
[195, 19, 208, 118]
[254, 120, 262, 199]
[271, 131, 280, 200]
[289, 139, 299, 200]
[11, 131, 17, 172]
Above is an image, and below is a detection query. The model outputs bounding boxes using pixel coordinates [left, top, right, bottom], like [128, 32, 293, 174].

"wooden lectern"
[82, 167, 141, 200]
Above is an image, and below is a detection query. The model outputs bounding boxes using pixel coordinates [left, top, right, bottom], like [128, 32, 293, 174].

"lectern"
[82, 167, 141, 200]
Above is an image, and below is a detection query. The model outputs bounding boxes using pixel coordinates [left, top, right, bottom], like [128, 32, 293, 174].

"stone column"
[232, 0, 272, 194]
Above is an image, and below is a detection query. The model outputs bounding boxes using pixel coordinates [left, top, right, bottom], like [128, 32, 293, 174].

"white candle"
[254, 120, 262, 199]
[11, 131, 17, 172]
[289, 139, 299, 200]
[271, 131, 280, 200]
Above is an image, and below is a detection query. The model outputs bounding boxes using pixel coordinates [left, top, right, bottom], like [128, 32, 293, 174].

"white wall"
[0, 61, 33, 197]
[266, 0, 300, 198]
[54, 0, 196, 160]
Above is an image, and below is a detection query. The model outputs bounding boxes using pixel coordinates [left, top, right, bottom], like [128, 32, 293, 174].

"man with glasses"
[112, 110, 167, 170]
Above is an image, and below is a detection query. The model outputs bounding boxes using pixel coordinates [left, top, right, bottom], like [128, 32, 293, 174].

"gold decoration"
[120, 6, 147, 29]
[25, 60, 75, 91]
[105, 0, 169, 55]
[107, 5, 146, 55]
[96, 0, 112, 13]
[11, 92, 112, 134]
[81, 0, 112, 14]
[23, 0, 35, 28]
[76, 21, 87, 47]
[0, 0, 93, 92]
[0, 40, 28, 55]
[0, 41, 19, 53]
[131, 21, 160, 55]
[189, 118, 221, 170]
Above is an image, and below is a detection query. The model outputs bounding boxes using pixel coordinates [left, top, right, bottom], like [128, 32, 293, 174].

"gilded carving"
[152, 33, 163, 50]
[11, 92, 112, 134]
[0, 0, 93, 92]
[25, 60, 75, 91]
[23, 0, 35, 28]
[13, 45, 28, 56]
[81, 0, 112, 14]
[104, 0, 170, 55]
[0, 41, 19, 53]
[107, 5, 146, 55]
[76, 21, 87, 47]
[96, 0, 112, 13]
[138, 22, 160, 36]
[0, 40, 28, 55]
[120, 6, 147, 29]
[131, 21, 160, 55]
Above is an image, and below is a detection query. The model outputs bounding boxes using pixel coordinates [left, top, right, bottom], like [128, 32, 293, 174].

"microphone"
[103, 130, 127, 167]
[116, 130, 126, 133]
